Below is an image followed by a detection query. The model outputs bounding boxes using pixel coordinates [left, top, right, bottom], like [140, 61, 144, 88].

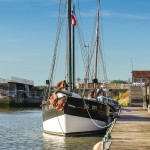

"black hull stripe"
[42, 97, 110, 124]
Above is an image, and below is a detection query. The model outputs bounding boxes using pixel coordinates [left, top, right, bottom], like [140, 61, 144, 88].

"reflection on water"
[42, 133, 103, 150]
[0, 109, 103, 150]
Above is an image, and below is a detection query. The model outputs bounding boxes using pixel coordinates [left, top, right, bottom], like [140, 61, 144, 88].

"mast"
[67, 0, 72, 91]
[93, 3, 100, 87]
[72, 4, 75, 91]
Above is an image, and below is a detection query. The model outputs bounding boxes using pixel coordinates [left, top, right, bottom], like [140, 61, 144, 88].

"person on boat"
[96, 88, 105, 97]
[96, 88, 103, 102]
[87, 90, 95, 99]
[87, 88, 104, 99]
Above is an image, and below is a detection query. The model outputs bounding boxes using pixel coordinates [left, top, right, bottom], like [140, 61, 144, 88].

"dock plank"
[110, 107, 150, 150]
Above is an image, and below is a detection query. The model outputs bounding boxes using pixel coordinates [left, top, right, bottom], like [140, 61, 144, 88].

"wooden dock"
[110, 107, 150, 150]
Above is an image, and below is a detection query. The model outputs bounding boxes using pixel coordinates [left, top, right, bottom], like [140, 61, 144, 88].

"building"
[132, 70, 150, 83]
[0, 76, 43, 107]
[130, 71, 150, 107]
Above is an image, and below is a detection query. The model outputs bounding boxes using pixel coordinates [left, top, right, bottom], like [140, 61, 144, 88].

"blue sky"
[0, 0, 150, 85]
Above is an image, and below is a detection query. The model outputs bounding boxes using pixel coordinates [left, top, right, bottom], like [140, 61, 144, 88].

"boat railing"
[97, 95, 119, 108]
[76, 82, 129, 90]
[51, 88, 72, 96]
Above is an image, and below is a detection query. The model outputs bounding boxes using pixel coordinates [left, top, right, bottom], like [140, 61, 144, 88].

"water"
[0, 109, 103, 150]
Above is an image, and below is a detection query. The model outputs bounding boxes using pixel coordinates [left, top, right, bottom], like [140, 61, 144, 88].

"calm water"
[0, 109, 103, 150]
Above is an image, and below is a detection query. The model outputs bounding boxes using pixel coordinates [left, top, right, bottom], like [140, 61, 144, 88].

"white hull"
[43, 114, 107, 135]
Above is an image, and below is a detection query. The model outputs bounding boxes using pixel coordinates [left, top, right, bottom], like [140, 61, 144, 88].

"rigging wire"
[55, 1, 68, 83]
[56, 110, 65, 134]
[99, 0, 108, 82]
[75, 6, 96, 80]
[85, 0, 98, 82]
[75, 0, 90, 76]
[76, 0, 85, 81]
[49, 0, 66, 85]
[75, 34, 80, 83]
[45, 0, 67, 100]
[48, 0, 63, 85]
[87, 0, 108, 83]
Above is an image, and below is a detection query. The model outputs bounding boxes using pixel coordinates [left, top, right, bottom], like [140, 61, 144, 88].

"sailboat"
[41, 0, 117, 136]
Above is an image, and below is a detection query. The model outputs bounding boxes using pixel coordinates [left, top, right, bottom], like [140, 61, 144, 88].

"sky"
[0, 0, 150, 85]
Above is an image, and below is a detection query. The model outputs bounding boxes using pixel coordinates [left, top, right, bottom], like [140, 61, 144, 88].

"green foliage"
[32, 86, 46, 90]
[33, 85, 58, 91]
[37, 86, 46, 90]
[111, 80, 128, 84]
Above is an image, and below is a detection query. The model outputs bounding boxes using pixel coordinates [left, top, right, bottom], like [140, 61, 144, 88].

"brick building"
[132, 70, 150, 83]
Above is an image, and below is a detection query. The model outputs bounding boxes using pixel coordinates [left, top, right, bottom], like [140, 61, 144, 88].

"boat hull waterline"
[43, 114, 108, 136]
[42, 95, 110, 136]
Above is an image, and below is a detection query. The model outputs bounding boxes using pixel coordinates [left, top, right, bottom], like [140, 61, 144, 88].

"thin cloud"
[77, 9, 150, 20]
[102, 10, 150, 20]
[73, 7, 150, 20]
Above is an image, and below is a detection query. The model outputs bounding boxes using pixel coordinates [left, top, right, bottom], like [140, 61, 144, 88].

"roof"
[0, 76, 34, 86]
[132, 70, 150, 82]
[9, 76, 34, 85]
[132, 71, 150, 78]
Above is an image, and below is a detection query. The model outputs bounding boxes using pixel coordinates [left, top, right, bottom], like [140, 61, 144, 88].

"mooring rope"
[55, 110, 65, 135]
[82, 97, 116, 129]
